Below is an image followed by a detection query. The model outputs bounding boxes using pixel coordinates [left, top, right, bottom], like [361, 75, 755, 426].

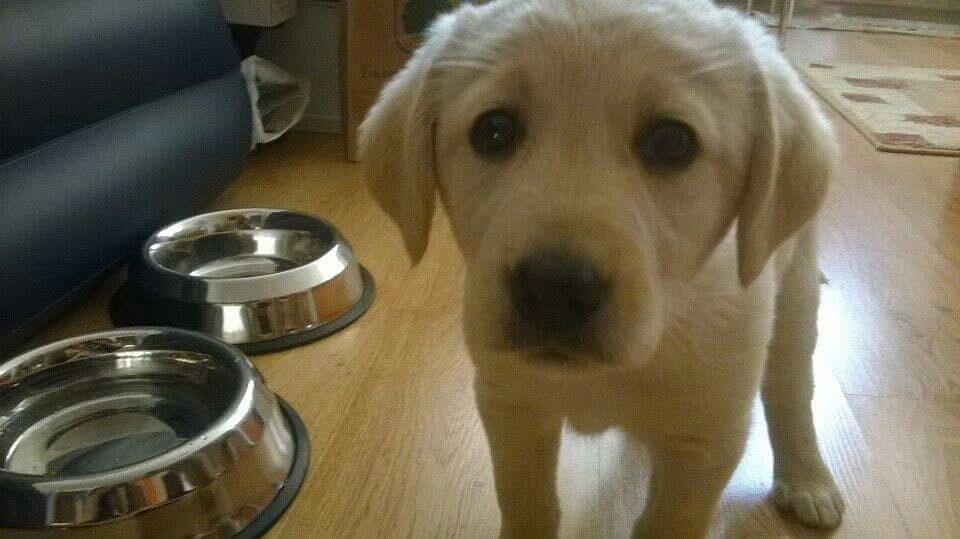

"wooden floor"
[32, 29, 960, 537]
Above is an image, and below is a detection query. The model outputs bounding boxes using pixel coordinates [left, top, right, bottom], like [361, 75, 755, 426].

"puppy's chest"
[553, 375, 649, 434]
[548, 295, 776, 433]
[547, 364, 747, 435]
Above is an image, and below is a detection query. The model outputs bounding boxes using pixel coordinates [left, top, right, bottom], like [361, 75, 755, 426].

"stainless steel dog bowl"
[111, 208, 374, 354]
[0, 328, 308, 538]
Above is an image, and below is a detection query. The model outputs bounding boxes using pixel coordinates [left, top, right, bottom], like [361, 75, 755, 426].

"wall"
[256, 0, 957, 137]
[258, 0, 343, 133]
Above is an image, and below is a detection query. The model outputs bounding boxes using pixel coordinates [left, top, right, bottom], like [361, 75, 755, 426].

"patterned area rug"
[757, 13, 960, 40]
[799, 62, 960, 156]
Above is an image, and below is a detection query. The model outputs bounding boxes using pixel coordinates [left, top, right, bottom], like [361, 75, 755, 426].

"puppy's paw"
[500, 509, 560, 539]
[770, 475, 845, 528]
[500, 520, 559, 539]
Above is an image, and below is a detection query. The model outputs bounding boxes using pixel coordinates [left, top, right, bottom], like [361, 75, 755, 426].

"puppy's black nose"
[511, 250, 604, 333]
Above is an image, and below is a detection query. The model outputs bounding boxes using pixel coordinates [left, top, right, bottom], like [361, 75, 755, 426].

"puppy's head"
[360, 0, 833, 370]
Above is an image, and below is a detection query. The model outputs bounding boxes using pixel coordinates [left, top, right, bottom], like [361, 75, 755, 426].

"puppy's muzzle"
[510, 249, 605, 338]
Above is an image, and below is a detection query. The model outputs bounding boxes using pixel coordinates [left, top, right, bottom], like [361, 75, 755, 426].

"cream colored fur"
[359, 0, 843, 536]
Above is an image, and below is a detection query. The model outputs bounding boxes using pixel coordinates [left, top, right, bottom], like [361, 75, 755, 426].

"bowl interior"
[149, 229, 336, 279]
[147, 211, 341, 279]
[0, 334, 242, 477]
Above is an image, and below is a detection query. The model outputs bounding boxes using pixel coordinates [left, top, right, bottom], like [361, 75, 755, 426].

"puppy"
[360, 0, 843, 536]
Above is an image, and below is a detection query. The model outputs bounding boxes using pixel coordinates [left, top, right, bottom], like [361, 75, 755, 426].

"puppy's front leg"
[762, 233, 843, 528]
[632, 431, 747, 539]
[476, 388, 563, 538]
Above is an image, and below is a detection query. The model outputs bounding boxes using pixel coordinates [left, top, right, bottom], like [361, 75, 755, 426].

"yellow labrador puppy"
[360, 0, 843, 536]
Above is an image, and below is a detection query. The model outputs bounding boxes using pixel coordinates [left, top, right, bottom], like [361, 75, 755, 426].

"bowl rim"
[144, 207, 344, 275]
[134, 208, 357, 303]
[0, 327, 258, 490]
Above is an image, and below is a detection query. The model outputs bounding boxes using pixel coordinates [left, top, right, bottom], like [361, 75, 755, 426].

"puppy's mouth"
[521, 345, 605, 368]
[502, 321, 611, 368]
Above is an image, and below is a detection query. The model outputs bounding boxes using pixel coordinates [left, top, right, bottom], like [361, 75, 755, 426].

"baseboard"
[294, 112, 343, 134]
[0, 261, 124, 361]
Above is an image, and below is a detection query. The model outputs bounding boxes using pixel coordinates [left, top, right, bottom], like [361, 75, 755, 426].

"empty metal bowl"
[0, 328, 308, 538]
[111, 208, 374, 354]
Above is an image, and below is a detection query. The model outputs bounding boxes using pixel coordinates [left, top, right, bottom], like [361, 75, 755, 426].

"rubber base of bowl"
[237, 396, 310, 538]
[110, 266, 375, 355]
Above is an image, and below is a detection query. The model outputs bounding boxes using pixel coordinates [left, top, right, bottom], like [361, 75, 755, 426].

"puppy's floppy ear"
[737, 49, 835, 286]
[358, 15, 455, 264]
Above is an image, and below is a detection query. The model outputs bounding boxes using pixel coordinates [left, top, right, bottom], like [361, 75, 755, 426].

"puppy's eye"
[470, 109, 521, 158]
[635, 119, 700, 170]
